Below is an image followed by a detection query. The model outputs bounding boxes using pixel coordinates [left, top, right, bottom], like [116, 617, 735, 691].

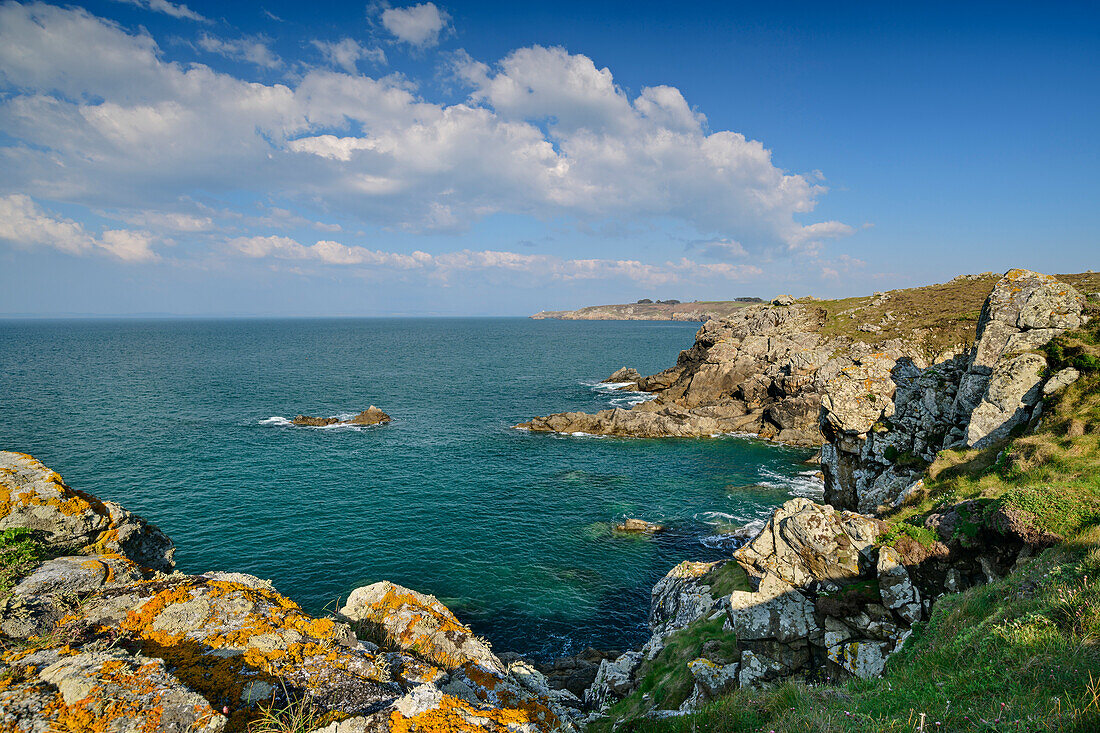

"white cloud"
[117, 0, 207, 22]
[0, 194, 158, 262]
[691, 238, 748, 261]
[98, 229, 158, 262]
[381, 2, 450, 47]
[198, 34, 281, 68]
[115, 210, 214, 232]
[0, 4, 849, 260]
[228, 235, 762, 285]
[313, 38, 386, 73]
[0, 194, 94, 255]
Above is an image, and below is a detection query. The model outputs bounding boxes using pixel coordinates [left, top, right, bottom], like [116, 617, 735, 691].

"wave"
[693, 510, 766, 551]
[608, 393, 657, 408]
[258, 415, 376, 431]
[585, 379, 658, 409]
[757, 467, 825, 499]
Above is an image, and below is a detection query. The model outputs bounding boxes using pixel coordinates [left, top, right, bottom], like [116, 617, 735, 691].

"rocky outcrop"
[292, 407, 391, 427]
[0, 452, 578, 733]
[602, 367, 642, 385]
[519, 304, 929, 446]
[339, 581, 505, 676]
[648, 560, 723, 638]
[0, 451, 175, 571]
[586, 486, 1066, 717]
[822, 270, 1087, 513]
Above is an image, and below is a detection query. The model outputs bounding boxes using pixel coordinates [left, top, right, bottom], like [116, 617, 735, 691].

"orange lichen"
[30, 655, 223, 733]
[388, 693, 542, 733]
[116, 578, 389, 732]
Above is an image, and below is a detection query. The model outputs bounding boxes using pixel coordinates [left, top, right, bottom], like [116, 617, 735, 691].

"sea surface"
[0, 318, 820, 659]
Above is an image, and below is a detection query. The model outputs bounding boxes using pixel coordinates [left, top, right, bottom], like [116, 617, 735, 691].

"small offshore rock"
[614, 518, 666, 533]
[292, 406, 391, 427]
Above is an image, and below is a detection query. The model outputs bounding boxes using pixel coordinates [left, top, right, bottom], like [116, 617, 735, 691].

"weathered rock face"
[648, 560, 722, 638]
[822, 270, 1087, 513]
[292, 406, 392, 427]
[0, 454, 579, 733]
[518, 304, 925, 446]
[0, 451, 175, 571]
[733, 498, 883, 587]
[339, 581, 505, 676]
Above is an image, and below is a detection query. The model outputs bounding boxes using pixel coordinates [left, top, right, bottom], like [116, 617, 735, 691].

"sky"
[0, 0, 1097, 316]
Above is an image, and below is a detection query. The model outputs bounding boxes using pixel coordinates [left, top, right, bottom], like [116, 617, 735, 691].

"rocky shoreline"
[0, 451, 584, 733]
[517, 271, 1099, 447]
[561, 269, 1096, 721]
[3, 268, 1096, 731]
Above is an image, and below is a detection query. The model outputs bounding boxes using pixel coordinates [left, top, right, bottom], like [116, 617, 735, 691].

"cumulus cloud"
[313, 38, 386, 73]
[0, 3, 849, 263]
[116, 0, 207, 22]
[228, 234, 762, 285]
[380, 2, 450, 47]
[198, 33, 281, 68]
[0, 195, 158, 262]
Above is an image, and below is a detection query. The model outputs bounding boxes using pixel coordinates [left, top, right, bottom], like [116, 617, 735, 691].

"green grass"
[702, 561, 751, 597]
[600, 529, 1100, 732]
[0, 527, 46, 598]
[591, 616, 741, 728]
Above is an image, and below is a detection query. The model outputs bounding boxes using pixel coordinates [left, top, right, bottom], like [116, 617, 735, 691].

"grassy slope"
[592, 312, 1100, 733]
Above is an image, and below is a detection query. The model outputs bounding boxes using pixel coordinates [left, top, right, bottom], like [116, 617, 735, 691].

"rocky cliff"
[0, 452, 582, 733]
[518, 271, 1100, 448]
[575, 270, 1100, 725]
[530, 301, 753, 322]
[821, 269, 1090, 513]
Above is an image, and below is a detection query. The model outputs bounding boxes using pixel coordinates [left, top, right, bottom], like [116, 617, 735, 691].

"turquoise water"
[0, 318, 818, 659]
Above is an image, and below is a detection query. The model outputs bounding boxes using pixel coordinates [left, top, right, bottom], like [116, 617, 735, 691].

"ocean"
[0, 317, 819, 659]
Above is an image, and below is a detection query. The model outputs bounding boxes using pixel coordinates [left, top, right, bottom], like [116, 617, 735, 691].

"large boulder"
[585, 651, 641, 711]
[339, 581, 505, 675]
[734, 499, 883, 587]
[876, 546, 921, 625]
[951, 269, 1085, 447]
[0, 451, 174, 571]
[725, 572, 817, 644]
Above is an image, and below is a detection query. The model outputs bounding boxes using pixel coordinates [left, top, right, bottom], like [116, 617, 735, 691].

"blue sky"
[0, 0, 1096, 316]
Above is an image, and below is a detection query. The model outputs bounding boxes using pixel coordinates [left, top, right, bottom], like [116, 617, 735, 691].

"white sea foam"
[585, 378, 657, 409]
[757, 467, 824, 499]
[258, 414, 374, 431]
[608, 393, 657, 408]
